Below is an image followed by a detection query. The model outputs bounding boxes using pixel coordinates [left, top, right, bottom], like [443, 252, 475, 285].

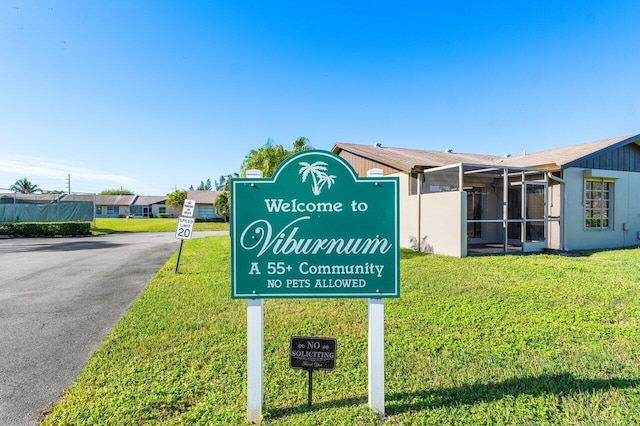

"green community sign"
[231, 150, 399, 298]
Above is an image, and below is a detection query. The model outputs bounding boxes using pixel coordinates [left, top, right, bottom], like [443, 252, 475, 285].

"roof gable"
[500, 134, 640, 171]
[133, 195, 167, 205]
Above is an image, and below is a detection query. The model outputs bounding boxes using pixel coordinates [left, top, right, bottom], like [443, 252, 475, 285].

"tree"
[215, 175, 227, 191]
[215, 173, 239, 191]
[98, 188, 134, 195]
[240, 139, 288, 177]
[196, 179, 213, 191]
[10, 178, 40, 193]
[166, 189, 187, 209]
[214, 191, 230, 222]
[292, 136, 313, 153]
[240, 137, 314, 177]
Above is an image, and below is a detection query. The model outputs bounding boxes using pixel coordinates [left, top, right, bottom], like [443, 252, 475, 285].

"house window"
[198, 206, 215, 218]
[107, 206, 119, 216]
[159, 206, 166, 214]
[96, 206, 103, 215]
[585, 179, 613, 230]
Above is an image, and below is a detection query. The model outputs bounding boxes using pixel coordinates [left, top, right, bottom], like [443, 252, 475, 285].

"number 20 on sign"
[175, 217, 195, 240]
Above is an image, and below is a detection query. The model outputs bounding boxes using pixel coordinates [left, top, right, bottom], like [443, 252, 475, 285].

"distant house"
[187, 190, 224, 219]
[94, 191, 224, 219]
[130, 196, 179, 218]
[95, 195, 136, 218]
[332, 134, 640, 257]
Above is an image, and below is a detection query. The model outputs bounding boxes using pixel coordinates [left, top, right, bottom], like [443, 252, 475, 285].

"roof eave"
[332, 143, 414, 173]
[562, 134, 640, 169]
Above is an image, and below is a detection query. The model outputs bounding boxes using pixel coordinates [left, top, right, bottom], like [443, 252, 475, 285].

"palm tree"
[166, 189, 187, 209]
[214, 192, 230, 222]
[10, 178, 40, 193]
[241, 137, 314, 178]
[292, 137, 313, 153]
[240, 139, 289, 177]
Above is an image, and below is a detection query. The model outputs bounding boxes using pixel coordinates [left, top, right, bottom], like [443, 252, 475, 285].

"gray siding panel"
[574, 144, 640, 172]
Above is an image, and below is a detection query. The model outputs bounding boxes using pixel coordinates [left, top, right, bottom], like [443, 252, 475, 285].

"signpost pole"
[367, 168, 385, 417]
[368, 298, 385, 416]
[307, 368, 313, 406]
[247, 298, 263, 423]
[245, 168, 264, 424]
[175, 240, 184, 274]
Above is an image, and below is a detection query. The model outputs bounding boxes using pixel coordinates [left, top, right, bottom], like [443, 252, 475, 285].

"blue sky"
[1, 1, 638, 195]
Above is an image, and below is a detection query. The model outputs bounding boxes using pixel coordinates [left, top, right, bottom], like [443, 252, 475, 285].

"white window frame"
[584, 178, 613, 230]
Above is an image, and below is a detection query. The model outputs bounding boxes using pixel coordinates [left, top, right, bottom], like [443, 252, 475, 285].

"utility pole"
[67, 174, 71, 194]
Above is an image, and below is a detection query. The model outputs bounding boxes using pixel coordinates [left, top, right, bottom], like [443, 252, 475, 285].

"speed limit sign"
[175, 216, 195, 240]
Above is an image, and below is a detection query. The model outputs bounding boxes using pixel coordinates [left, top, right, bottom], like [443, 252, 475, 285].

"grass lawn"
[92, 218, 229, 234]
[42, 238, 640, 425]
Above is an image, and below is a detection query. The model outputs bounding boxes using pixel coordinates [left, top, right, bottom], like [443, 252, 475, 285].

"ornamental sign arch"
[231, 150, 399, 299]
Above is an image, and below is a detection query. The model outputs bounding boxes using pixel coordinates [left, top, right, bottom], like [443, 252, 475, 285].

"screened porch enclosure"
[420, 163, 553, 255]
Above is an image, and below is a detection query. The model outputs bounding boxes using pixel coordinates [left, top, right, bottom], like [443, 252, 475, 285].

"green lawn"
[92, 218, 229, 234]
[42, 239, 640, 425]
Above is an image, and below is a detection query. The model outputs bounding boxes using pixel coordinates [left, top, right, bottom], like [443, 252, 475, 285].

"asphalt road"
[0, 232, 192, 426]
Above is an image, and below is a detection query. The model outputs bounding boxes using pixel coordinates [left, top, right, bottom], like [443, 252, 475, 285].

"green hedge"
[195, 217, 225, 223]
[0, 222, 92, 237]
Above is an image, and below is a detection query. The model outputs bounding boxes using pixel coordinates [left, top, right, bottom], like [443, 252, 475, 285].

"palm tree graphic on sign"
[298, 161, 336, 195]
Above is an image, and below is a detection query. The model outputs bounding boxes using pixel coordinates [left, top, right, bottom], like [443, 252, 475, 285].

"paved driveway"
[0, 233, 186, 426]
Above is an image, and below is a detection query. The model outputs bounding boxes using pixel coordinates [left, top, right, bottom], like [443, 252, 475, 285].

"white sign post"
[367, 168, 385, 417]
[247, 299, 263, 422]
[245, 169, 264, 423]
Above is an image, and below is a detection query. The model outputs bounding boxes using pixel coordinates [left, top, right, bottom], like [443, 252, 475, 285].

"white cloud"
[0, 153, 136, 191]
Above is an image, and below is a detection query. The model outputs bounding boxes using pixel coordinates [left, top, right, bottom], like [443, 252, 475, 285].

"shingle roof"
[187, 190, 220, 204]
[133, 196, 167, 205]
[334, 134, 640, 172]
[332, 143, 503, 172]
[95, 195, 136, 206]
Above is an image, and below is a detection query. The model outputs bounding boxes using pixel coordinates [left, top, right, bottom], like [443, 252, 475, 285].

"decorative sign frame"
[231, 150, 399, 299]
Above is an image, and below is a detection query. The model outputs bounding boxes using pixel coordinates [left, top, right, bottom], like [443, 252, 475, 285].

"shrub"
[0, 222, 91, 237]
[195, 217, 225, 223]
[157, 213, 169, 218]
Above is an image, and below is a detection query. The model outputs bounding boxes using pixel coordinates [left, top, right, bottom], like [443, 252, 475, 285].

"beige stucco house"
[333, 134, 640, 257]
[187, 190, 224, 219]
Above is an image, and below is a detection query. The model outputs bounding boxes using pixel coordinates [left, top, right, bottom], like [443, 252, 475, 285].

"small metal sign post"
[231, 151, 399, 422]
[290, 336, 337, 406]
[174, 209, 195, 273]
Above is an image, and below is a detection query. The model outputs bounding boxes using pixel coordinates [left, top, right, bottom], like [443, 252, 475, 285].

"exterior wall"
[151, 204, 179, 217]
[420, 191, 466, 257]
[396, 171, 466, 257]
[96, 205, 127, 218]
[394, 172, 421, 250]
[570, 142, 640, 171]
[563, 167, 640, 250]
